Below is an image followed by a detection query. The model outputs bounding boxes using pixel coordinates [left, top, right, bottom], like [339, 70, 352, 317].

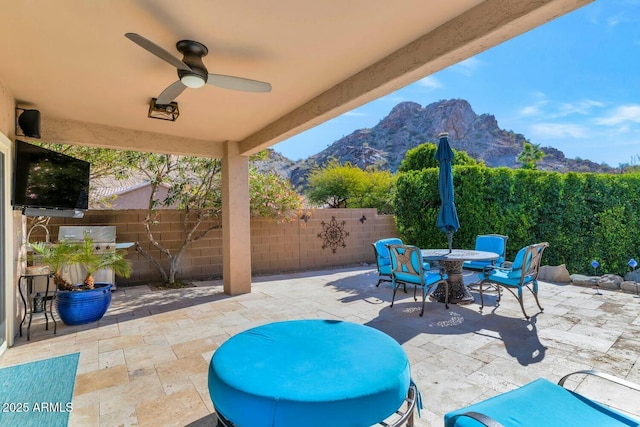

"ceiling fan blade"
[207, 74, 272, 93]
[125, 33, 191, 72]
[156, 81, 188, 104]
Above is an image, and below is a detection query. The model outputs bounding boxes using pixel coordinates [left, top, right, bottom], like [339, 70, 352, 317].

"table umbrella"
[435, 132, 459, 253]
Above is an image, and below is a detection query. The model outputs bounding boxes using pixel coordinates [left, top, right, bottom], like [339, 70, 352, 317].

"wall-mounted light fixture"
[16, 108, 41, 138]
[300, 212, 311, 223]
[148, 98, 179, 121]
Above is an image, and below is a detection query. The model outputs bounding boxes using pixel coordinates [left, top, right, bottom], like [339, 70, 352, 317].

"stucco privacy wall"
[26, 208, 399, 285]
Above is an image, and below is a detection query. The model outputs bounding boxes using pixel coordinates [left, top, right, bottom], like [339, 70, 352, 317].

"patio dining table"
[421, 249, 499, 304]
[208, 319, 415, 427]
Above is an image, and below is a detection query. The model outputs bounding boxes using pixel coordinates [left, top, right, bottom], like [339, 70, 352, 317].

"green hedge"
[394, 166, 640, 275]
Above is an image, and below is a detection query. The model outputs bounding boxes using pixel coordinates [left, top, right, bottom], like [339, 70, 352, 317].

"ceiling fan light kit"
[181, 75, 205, 88]
[125, 33, 272, 115]
[148, 98, 180, 121]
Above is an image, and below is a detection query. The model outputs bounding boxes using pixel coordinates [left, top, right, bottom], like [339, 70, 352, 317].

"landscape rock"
[538, 264, 571, 283]
[597, 274, 623, 290]
[620, 281, 640, 294]
[624, 270, 640, 282]
[570, 274, 598, 286]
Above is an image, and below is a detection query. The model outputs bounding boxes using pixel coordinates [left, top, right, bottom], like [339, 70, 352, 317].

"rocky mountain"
[287, 99, 614, 189]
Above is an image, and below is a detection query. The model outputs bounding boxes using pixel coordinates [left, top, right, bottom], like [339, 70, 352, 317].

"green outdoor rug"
[0, 352, 79, 427]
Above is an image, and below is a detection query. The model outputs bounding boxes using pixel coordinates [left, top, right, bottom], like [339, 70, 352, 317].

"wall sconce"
[300, 213, 311, 223]
[16, 108, 41, 138]
[148, 98, 179, 121]
[359, 215, 367, 224]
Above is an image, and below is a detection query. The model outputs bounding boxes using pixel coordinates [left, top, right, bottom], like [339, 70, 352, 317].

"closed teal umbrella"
[435, 132, 459, 253]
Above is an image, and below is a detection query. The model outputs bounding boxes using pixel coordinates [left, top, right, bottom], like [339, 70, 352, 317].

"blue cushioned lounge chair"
[388, 244, 448, 316]
[463, 234, 508, 271]
[478, 242, 548, 320]
[444, 370, 640, 427]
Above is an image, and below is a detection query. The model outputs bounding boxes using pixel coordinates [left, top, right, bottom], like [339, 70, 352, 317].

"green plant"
[394, 163, 640, 276]
[517, 140, 545, 169]
[29, 240, 79, 291]
[73, 235, 132, 290]
[29, 235, 132, 291]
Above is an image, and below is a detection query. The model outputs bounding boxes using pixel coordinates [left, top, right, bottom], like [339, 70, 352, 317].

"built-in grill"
[58, 226, 118, 289]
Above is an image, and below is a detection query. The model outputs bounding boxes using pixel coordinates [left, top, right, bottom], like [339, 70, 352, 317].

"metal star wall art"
[318, 216, 349, 253]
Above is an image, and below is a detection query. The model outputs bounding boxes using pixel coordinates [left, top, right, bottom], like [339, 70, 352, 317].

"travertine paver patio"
[2, 266, 640, 426]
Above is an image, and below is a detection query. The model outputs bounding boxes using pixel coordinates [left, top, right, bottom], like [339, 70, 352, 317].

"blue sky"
[274, 0, 640, 168]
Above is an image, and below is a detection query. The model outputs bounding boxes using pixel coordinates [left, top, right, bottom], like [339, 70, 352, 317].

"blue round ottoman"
[208, 319, 411, 427]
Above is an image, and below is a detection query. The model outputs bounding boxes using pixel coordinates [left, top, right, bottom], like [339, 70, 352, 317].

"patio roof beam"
[33, 117, 224, 158]
[237, 0, 592, 156]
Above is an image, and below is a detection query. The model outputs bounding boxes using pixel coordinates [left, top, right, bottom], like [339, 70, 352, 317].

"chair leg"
[391, 283, 399, 308]
[531, 281, 544, 313]
[444, 280, 449, 310]
[478, 280, 486, 313]
[518, 294, 530, 320]
[413, 285, 418, 302]
[420, 286, 426, 317]
[376, 278, 383, 287]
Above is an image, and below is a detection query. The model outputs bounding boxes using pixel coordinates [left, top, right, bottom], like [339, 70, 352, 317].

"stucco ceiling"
[0, 0, 591, 157]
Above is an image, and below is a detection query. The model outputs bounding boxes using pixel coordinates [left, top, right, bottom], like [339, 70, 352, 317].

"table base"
[429, 260, 474, 305]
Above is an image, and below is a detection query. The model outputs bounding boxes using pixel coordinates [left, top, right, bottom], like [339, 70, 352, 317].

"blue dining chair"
[478, 242, 549, 320]
[388, 244, 448, 316]
[444, 370, 640, 427]
[373, 238, 432, 288]
[372, 238, 403, 287]
[463, 234, 508, 271]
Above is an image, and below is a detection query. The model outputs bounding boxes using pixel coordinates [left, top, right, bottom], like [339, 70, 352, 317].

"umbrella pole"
[447, 231, 453, 253]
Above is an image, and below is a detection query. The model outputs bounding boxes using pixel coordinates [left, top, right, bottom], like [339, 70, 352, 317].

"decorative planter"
[56, 283, 112, 326]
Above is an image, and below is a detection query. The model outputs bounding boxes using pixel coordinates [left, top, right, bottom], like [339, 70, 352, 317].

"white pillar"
[222, 141, 251, 295]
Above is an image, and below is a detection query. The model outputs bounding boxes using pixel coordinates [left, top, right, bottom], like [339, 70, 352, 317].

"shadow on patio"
[2, 266, 639, 426]
[325, 271, 546, 366]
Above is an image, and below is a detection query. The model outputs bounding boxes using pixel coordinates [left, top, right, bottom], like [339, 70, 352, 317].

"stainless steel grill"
[58, 226, 118, 289]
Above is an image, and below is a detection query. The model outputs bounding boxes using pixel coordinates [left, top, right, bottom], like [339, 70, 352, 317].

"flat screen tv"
[12, 140, 90, 211]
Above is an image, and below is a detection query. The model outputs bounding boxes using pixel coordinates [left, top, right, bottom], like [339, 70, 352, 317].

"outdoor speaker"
[17, 109, 41, 138]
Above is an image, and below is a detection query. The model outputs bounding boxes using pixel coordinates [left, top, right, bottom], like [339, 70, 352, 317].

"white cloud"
[557, 99, 606, 116]
[521, 97, 605, 119]
[521, 105, 544, 117]
[451, 57, 482, 77]
[416, 76, 442, 90]
[595, 105, 640, 125]
[343, 111, 367, 117]
[530, 123, 590, 139]
[606, 13, 627, 27]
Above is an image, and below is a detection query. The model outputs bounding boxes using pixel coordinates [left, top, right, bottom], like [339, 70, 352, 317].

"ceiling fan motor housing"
[176, 40, 209, 83]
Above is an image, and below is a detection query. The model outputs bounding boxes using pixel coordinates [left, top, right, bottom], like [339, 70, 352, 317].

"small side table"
[18, 272, 57, 340]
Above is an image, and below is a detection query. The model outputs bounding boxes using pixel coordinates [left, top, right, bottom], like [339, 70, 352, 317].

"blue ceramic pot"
[56, 283, 112, 326]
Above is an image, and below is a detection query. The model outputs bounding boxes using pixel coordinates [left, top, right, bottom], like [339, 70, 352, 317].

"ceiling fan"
[125, 33, 272, 105]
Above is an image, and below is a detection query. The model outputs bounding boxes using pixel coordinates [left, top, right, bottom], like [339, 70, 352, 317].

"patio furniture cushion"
[374, 238, 403, 265]
[394, 270, 445, 286]
[477, 269, 534, 288]
[388, 244, 449, 316]
[444, 377, 640, 427]
[373, 238, 429, 286]
[464, 234, 508, 271]
[479, 242, 548, 319]
[208, 320, 411, 427]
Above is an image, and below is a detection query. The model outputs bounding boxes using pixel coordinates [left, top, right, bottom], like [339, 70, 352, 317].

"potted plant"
[30, 234, 132, 325]
[29, 240, 79, 291]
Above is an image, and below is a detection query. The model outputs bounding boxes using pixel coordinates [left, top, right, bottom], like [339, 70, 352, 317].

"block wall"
[26, 208, 399, 284]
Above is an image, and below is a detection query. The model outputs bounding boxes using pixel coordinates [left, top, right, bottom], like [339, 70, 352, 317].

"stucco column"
[222, 141, 251, 295]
